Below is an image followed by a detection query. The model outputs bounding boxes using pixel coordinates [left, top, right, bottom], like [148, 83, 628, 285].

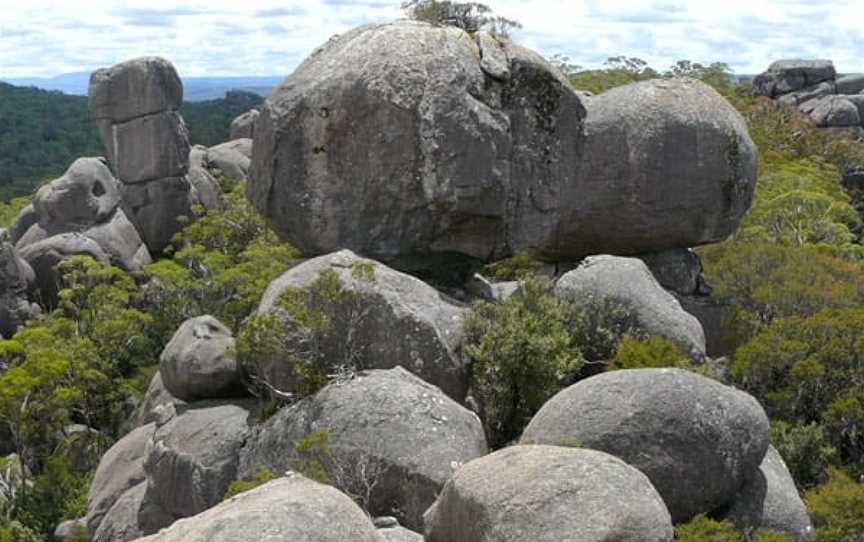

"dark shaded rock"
[120, 177, 192, 255]
[776, 81, 836, 107]
[239, 367, 486, 530]
[676, 294, 735, 358]
[257, 250, 468, 401]
[229, 109, 259, 140]
[640, 248, 710, 297]
[423, 445, 673, 542]
[130, 371, 186, 427]
[522, 368, 770, 523]
[753, 59, 836, 97]
[105, 111, 191, 183]
[0, 241, 39, 337]
[835, 74, 864, 95]
[809, 95, 861, 127]
[8, 204, 37, 245]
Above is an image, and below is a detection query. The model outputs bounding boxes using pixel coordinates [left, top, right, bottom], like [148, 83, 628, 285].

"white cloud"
[0, 0, 861, 78]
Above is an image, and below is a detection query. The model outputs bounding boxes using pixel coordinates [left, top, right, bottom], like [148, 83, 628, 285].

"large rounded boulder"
[554, 255, 707, 360]
[32, 157, 121, 227]
[133, 475, 385, 542]
[159, 315, 246, 401]
[239, 367, 487, 530]
[256, 250, 468, 401]
[423, 444, 673, 542]
[250, 21, 755, 269]
[522, 368, 770, 522]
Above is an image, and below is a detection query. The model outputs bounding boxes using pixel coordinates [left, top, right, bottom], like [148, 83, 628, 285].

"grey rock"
[676, 295, 735, 358]
[32, 157, 121, 227]
[776, 81, 835, 107]
[0, 241, 38, 337]
[87, 423, 156, 536]
[239, 367, 487, 530]
[836, 74, 864, 94]
[62, 424, 101, 473]
[159, 316, 246, 401]
[251, 23, 754, 268]
[809, 95, 861, 127]
[92, 482, 172, 542]
[121, 177, 193, 255]
[142, 401, 251, 521]
[257, 250, 468, 401]
[640, 248, 710, 297]
[187, 146, 223, 210]
[133, 475, 385, 542]
[83, 208, 152, 271]
[8, 204, 37, 245]
[89, 57, 183, 123]
[753, 59, 836, 97]
[207, 139, 252, 181]
[723, 446, 813, 542]
[374, 516, 400, 529]
[104, 111, 191, 183]
[554, 255, 707, 360]
[229, 109, 259, 140]
[18, 233, 108, 304]
[380, 526, 424, 542]
[572, 78, 756, 257]
[423, 445, 673, 542]
[522, 368, 770, 523]
[131, 371, 186, 428]
[54, 518, 87, 541]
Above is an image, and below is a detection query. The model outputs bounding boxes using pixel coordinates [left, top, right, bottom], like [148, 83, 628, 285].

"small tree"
[402, 1, 521, 35]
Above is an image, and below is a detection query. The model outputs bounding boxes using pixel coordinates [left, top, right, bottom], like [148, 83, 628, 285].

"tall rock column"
[89, 57, 192, 255]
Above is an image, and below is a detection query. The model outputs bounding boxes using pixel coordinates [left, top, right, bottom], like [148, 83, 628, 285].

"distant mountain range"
[0, 72, 283, 101]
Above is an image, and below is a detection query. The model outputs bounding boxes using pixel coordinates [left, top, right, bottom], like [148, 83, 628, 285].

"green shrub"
[223, 469, 277, 501]
[563, 293, 643, 363]
[673, 514, 794, 541]
[481, 252, 543, 281]
[805, 467, 864, 541]
[464, 276, 584, 448]
[292, 429, 331, 484]
[609, 336, 693, 371]
[771, 421, 838, 489]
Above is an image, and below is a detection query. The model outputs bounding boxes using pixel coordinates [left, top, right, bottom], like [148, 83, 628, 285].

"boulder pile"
[754, 59, 864, 129]
[248, 21, 756, 271]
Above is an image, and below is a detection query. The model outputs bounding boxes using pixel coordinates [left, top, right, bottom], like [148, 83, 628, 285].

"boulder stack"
[89, 57, 193, 254]
[248, 21, 756, 271]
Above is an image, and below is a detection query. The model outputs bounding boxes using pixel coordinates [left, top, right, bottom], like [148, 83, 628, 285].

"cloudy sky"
[1, 0, 862, 79]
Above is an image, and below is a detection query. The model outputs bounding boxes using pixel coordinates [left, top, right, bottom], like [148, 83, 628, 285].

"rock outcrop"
[754, 59, 864, 129]
[12, 158, 151, 304]
[0, 240, 38, 337]
[130, 372, 186, 427]
[133, 475, 385, 542]
[423, 445, 673, 542]
[159, 316, 246, 401]
[230, 109, 259, 140]
[239, 367, 487, 530]
[207, 139, 252, 181]
[257, 250, 469, 401]
[522, 368, 770, 523]
[89, 57, 193, 254]
[248, 21, 756, 271]
[722, 446, 813, 541]
[554, 255, 707, 360]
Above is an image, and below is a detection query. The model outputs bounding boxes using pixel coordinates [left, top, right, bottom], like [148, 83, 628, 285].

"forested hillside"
[0, 85, 262, 201]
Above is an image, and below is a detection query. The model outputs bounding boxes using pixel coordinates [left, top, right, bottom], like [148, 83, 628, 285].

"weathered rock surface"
[207, 139, 251, 181]
[810, 95, 861, 127]
[132, 475, 385, 542]
[229, 109, 259, 140]
[131, 371, 186, 427]
[32, 157, 121, 226]
[8, 204, 37, 245]
[0, 241, 38, 337]
[522, 368, 770, 523]
[257, 250, 468, 400]
[380, 526, 424, 542]
[142, 402, 251, 522]
[120, 177, 192, 254]
[54, 518, 87, 540]
[239, 367, 486, 530]
[423, 445, 673, 542]
[106, 111, 191, 184]
[554, 255, 707, 360]
[836, 73, 864, 94]
[159, 316, 246, 402]
[19, 233, 108, 302]
[640, 248, 710, 297]
[777, 81, 835, 107]
[722, 446, 813, 541]
[753, 59, 836, 97]
[187, 146, 223, 210]
[87, 423, 156, 536]
[89, 57, 183, 123]
[91, 482, 171, 542]
[249, 21, 755, 269]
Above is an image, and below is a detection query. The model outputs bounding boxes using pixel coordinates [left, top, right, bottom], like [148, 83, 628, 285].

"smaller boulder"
[722, 446, 813, 542]
[809, 95, 861, 127]
[54, 518, 87, 541]
[132, 475, 385, 542]
[207, 139, 252, 181]
[776, 81, 835, 107]
[836, 73, 864, 95]
[159, 316, 246, 402]
[639, 248, 711, 297]
[229, 109, 259, 140]
[423, 445, 673, 542]
[555, 255, 706, 360]
[753, 59, 836, 97]
[131, 371, 186, 427]
[32, 157, 121, 227]
[187, 145, 223, 210]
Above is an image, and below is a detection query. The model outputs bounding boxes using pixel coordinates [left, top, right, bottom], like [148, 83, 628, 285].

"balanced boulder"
[522, 368, 770, 523]
[207, 139, 251, 181]
[257, 250, 468, 401]
[249, 21, 755, 269]
[239, 367, 487, 530]
[132, 475, 385, 542]
[423, 445, 673, 542]
[32, 157, 121, 226]
[159, 316, 246, 402]
[722, 446, 813, 541]
[554, 255, 707, 360]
